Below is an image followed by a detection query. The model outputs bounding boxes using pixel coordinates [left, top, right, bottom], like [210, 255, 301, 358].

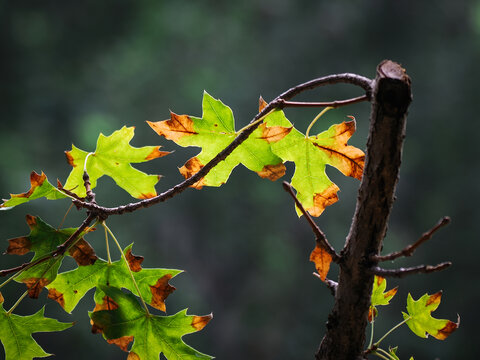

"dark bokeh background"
[0, 1, 478, 359]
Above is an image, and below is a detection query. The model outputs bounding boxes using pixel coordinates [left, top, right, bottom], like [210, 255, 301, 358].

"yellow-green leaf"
[148, 91, 287, 188]
[64, 126, 169, 199]
[402, 292, 459, 340]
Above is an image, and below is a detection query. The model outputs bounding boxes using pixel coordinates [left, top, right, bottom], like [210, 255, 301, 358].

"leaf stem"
[374, 317, 410, 347]
[102, 222, 150, 316]
[235, 109, 274, 135]
[368, 311, 375, 349]
[305, 106, 333, 138]
[104, 225, 112, 264]
[6, 290, 29, 314]
[57, 203, 74, 230]
[374, 347, 395, 360]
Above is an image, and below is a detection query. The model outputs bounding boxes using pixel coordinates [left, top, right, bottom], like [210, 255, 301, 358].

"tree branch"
[71, 73, 373, 218]
[373, 216, 450, 262]
[316, 60, 412, 360]
[282, 181, 340, 263]
[278, 94, 368, 109]
[371, 262, 451, 278]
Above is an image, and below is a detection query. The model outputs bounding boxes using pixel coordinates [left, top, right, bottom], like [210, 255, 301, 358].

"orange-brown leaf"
[305, 184, 340, 217]
[126, 248, 144, 272]
[145, 146, 171, 161]
[47, 288, 65, 309]
[256, 163, 286, 181]
[309, 241, 333, 281]
[23, 277, 50, 298]
[179, 157, 207, 189]
[435, 317, 460, 340]
[107, 336, 134, 352]
[312, 121, 365, 180]
[192, 314, 213, 331]
[259, 123, 293, 143]
[68, 239, 98, 266]
[259, 96, 268, 111]
[6, 236, 31, 255]
[147, 112, 197, 142]
[150, 274, 176, 312]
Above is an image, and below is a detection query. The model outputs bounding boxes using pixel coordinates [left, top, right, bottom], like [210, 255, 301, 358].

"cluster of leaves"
[0, 92, 364, 359]
[367, 276, 459, 359]
[0, 91, 457, 359]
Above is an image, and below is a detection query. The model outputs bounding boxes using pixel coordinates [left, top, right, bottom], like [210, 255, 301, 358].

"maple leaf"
[147, 91, 288, 188]
[369, 275, 398, 322]
[0, 171, 66, 210]
[47, 244, 181, 313]
[0, 293, 72, 360]
[6, 215, 97, 298]
[90, 285, 213, 360]
[309, 240, 333, 281]
[63, 126, 170, 199]
[402, 292, 459, 340]
[262, 100, 365, 216]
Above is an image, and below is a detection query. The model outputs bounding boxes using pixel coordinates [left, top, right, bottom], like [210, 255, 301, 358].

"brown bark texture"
[316, 60, 412, 360]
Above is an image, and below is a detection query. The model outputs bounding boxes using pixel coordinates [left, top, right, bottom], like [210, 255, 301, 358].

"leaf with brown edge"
[369, 276, 398, 322]
[63, 126, 170, 199]
[309, 240, 332, 281]
[90, 285, 213, 360]
[263, 102, 365, 217]
[150, 274, 176, 312]
[0, 171, 66, 210]
[7, 215, 96, 298]
[46, 244, 182, 314]
[403, 291, 459, 340]
[126, 248, 144, 272]
[148, 91, 285, 188]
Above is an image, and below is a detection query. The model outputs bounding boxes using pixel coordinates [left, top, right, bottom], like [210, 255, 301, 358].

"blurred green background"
[0, 1, 478, 359]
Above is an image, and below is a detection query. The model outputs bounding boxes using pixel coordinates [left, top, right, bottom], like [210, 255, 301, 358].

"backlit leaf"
[6, 215, 96, 298]
[309, 240, 332, 281]
[47, 244, 181, 313]
[262, 100, 365, 216]
[402, 292, 459, 340]
[63, 126, 170, 199]
[369, 276, 398, 321]
[0, 171, 66, 210]
[90, 285, 212, 360]
[0, 293, 72, 360]
[148, 91, 287, 188]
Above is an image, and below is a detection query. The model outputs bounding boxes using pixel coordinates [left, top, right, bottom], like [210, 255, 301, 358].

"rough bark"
[316, 60, 412, 360]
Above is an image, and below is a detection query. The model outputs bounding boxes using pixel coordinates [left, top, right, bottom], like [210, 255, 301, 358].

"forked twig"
[372, 217, 451, 262]
[282, 181, 340, 263]
[371, 262, 451, 278]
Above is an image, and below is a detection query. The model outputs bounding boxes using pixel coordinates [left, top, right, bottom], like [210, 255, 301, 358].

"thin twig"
[71, 73, 373, 217]
[373, 217, 450, 262]
[279, 94, 368, 109]
[282, 181, 340, 263]
[370, 262, 451, 278]
[313, 273, 338, 296]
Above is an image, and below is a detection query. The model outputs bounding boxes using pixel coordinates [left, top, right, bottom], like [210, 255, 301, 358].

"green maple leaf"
[90, 285, 213, 360]
[402, 292, 459, 340]
[6, 215, 96, 298]
[369, 275, 398, 321]
[0, 293, 72, 360]
[148, 91, 288, 188]
[64, 126, 170, 199]
[0, 171, 66, 210]
[47, 244, 181, 314]
[263, 105, 365, 216]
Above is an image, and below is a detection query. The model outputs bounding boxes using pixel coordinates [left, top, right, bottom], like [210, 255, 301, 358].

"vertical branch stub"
[316, 60, 412, 360]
